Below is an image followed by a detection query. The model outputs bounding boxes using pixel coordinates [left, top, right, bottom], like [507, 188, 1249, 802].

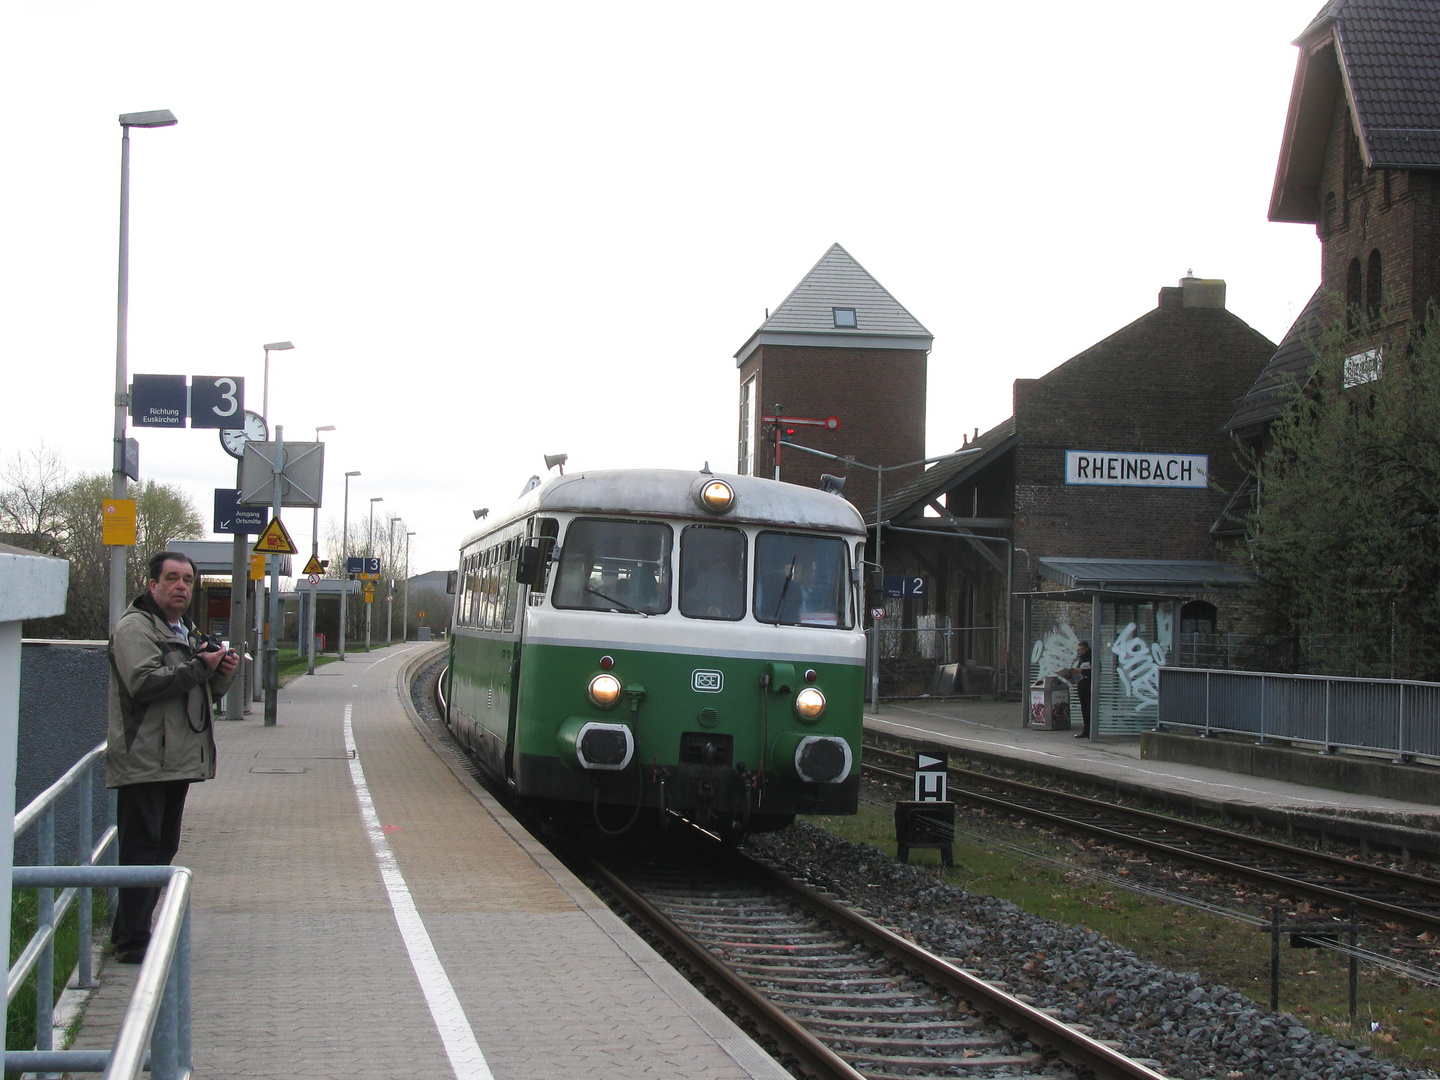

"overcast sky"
[2, 1, 1325, 578]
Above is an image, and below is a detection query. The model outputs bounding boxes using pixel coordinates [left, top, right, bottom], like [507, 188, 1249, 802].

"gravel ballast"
[745, 822, 1435, 1080]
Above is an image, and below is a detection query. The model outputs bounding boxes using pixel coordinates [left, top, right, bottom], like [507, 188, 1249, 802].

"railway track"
[586, 830, 1169, 1080]
[863, 739, 1440, 935]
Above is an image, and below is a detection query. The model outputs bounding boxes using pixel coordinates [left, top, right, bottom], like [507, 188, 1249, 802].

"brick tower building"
[1229, 0, 1440, 441]
[733, 244, 932, 514]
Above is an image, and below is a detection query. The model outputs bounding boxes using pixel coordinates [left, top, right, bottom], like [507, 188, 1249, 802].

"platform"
[63, 642, 789, 1080]
[865, 697, 1440, 856]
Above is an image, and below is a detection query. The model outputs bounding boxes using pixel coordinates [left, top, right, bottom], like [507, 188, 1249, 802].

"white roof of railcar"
[460, 469, 866, 551]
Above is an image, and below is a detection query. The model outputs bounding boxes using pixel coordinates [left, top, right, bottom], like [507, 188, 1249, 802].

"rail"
[7, 740, 194, 1078]
[1158, 667, 1440, 764]
[9, 741, 113, 1059]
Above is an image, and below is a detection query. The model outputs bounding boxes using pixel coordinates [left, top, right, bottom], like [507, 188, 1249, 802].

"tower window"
[832, 307, 857, 328]
[1346, 258, 1362, 330]
[1367, 249, 1382, 325]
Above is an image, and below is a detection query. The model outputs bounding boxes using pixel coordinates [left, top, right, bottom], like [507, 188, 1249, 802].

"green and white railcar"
[445, 468, 866, 833]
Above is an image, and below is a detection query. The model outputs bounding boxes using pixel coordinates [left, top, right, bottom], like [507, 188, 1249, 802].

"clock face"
[220, 410, 268, 459]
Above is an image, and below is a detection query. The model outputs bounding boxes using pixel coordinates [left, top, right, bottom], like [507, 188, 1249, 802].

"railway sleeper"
[838, 1049, 1045, 1072]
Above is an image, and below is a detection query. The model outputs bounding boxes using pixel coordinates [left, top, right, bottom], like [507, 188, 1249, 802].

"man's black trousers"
[112, 779, 191, 957]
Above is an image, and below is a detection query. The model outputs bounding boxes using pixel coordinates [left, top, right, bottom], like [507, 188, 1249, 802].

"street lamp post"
[262, 341, 293, 425]
[402, 531, 415, 642]
[339, 470, 360, 660]
[306, 424, 335, 675]
[253, 340, 293, 706]
[779, 442, 980, 713]
[386, 514, 400, 646]
[366, 497, 383, 652]
[110, 109, 177, 632]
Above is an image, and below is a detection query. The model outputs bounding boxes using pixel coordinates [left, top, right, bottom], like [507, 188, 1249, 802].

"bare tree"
[0, 443, 68, 554]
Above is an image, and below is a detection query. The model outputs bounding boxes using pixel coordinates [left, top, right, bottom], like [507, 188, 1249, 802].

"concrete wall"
[1142, 728, 1440, 808]
[16, 641, 109, 865]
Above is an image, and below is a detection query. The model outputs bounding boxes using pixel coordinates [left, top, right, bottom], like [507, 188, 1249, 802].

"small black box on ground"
[894, 800, 955, 867]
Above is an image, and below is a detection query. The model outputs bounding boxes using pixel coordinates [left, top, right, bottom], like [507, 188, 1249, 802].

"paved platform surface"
[865, 697, 1440, 831]
[65, 642, 789, 1080]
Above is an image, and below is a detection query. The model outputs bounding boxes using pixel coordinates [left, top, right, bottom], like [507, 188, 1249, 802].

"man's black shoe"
[114, 949, 146, 965]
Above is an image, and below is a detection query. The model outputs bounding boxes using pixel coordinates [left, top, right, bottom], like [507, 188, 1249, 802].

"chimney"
[1181, 274, 1226, 309]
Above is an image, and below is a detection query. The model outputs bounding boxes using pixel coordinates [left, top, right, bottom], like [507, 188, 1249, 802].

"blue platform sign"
[213, 489, 267, 535]
[131, 374, 187, 427]
[190, 376, 245, 429]
[346, 557, 381, 574]
[883, 575, 926, 598]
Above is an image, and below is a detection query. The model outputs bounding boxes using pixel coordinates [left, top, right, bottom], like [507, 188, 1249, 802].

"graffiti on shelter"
[1110, 620, 1169, 712]
[1031, 620, 1081, 679]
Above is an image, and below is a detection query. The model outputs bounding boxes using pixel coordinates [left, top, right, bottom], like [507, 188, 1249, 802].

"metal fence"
[7, 740, 195, 1079]
[1157, 667, 1440, 763]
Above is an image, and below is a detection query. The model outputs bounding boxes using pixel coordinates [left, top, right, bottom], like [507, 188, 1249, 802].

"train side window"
[553, 518, 672, 615]
[680, 526, 746, 620]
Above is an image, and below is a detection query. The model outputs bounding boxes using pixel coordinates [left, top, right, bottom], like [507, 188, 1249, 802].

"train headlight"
[793, 686, 826, 722]
[588, 673, 623, 709]
[698, 479, 735, 514]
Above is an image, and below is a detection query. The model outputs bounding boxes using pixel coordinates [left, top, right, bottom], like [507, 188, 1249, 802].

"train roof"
[460, 469, 867, 550]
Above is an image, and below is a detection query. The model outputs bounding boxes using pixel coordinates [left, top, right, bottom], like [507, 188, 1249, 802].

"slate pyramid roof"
[1273, 0, 1440, 221]
[734, 244, 933, 365]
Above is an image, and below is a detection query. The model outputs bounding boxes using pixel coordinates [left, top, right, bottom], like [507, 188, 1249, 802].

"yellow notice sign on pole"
[250, 554, 266, 581]
[102, 499, 138, 546]
[253, 517, 298, 555]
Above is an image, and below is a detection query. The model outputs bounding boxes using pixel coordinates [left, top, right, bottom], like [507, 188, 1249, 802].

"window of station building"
[1346, 258, 1362, 330]
[552, 518, 672, 615]
[832, 307, 857, 329]
[739, 376, 756, 475]
[1367, 249, 1382, 326]
[1179, 600, 1217, 637]
[680, 525, 747, 620]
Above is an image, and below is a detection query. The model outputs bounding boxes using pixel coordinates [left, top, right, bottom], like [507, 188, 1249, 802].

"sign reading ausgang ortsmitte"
[1065, 451, 1208, 489]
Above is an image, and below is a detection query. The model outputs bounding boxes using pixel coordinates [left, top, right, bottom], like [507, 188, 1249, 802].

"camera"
[196, 632, 235, 658]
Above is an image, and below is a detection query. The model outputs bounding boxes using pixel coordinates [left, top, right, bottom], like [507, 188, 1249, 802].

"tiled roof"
[1222, 287, 1324, 435]
[875, 416, 1016, 527]
[1274, 0, 1440, 219]
[734, 244, 932, 364]
[1323, 0, 1440, 168]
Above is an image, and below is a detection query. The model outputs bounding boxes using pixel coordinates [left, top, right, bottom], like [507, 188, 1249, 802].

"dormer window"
[832, 307, 857, 328]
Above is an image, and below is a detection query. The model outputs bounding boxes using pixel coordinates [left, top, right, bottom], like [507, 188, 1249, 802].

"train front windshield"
[552, 519, 672, 615]
[754, 533, 851, 628]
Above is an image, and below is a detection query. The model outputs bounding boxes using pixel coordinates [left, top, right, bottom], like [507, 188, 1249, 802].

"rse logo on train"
[692, 670, 724, 693]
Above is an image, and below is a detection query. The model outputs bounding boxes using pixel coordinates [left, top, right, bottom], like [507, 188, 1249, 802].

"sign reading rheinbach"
[1065, 451, 1208, 489]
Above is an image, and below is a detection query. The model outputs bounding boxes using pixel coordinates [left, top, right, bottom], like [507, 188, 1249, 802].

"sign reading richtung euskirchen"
[1065, 451, 1208, 489]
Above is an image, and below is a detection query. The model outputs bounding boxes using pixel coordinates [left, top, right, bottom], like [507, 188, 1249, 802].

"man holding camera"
[107, 550, 238, 963]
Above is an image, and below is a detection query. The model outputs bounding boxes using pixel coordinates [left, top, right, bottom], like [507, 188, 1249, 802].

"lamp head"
[315, 425, 336, 435]
[370, 497, 383, 503]
[345, 470, 361, 478]
[119, 110, 177, 128]
[263, 341, 295, 352]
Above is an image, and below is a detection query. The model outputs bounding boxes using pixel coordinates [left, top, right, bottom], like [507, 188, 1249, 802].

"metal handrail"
[1158, 666, 1440, 764]
[6, 865, 192, 1080]
[9, 738, 114, 1076]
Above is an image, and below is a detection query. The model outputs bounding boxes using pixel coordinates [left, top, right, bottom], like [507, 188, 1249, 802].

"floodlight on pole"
[402, 531, 415, 643]
[305, 425, 335, 675]
[366, 497, 383, 652]
[339, 471, 360, 660]
[109, 109, 177, 632]
[261, 341, 293, 423]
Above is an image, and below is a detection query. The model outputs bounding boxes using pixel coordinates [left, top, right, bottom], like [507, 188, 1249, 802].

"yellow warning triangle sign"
[302, 555, 325, 575]
[253, 517, 298, 555]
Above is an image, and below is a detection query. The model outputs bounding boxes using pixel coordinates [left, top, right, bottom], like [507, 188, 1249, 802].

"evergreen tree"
[1237, 302, 1440, 678]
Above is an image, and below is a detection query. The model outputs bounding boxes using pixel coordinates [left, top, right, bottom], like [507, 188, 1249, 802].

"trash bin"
[1028, 676, 1072, 730]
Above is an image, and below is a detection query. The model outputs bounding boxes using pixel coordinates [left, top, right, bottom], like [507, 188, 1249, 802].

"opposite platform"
[865, 697, 1440, 850]
[65, 642, 788, 1080]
